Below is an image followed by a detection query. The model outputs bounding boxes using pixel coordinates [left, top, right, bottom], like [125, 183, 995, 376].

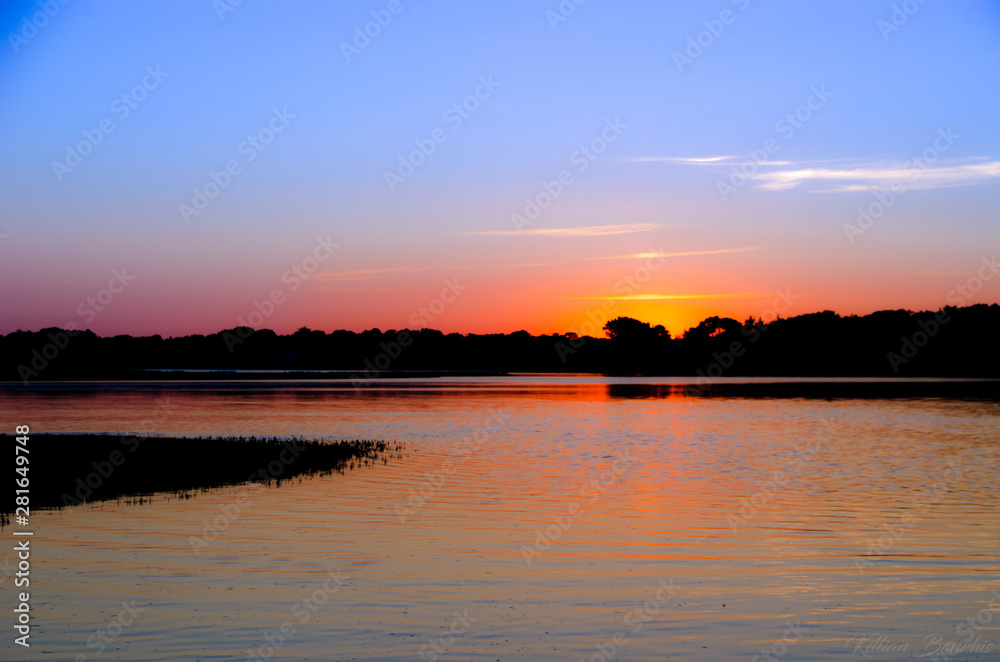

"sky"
[1, 0, 999, 338]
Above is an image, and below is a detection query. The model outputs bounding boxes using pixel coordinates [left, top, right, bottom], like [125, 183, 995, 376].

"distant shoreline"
[4, 304, 1000, 380]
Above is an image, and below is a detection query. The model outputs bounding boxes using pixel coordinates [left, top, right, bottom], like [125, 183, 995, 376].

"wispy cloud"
[900, 271, 972, 277]
[316, 287, 396, 291]
[561, 292, 767, 301]
[313, 260, 575, 283]
[756, 160, 1000, 192]
[313, 246, 757, 285]
[629, 153, 1000, 193]
[462, 223, 659, 237]
[621, 155, 798, 167]
[603, 246, 761, 260]
[620, 155, 740, 165]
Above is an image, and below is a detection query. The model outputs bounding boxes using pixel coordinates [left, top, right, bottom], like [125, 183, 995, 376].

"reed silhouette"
[3, 434, 402, 514]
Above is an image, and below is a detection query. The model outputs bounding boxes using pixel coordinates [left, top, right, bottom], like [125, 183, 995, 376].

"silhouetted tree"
[3, 305, 999, 380]
[604, 317, 670, 342]
[682, 316, 741, 343]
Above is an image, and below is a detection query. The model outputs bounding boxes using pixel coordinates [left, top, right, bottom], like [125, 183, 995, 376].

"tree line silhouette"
[2, 303, 998, 381]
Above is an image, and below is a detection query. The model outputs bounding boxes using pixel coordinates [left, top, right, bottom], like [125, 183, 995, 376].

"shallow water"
[1, 377, 999, 661]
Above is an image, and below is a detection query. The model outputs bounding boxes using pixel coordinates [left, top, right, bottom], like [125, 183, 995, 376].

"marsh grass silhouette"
[4, 434, 403, 514]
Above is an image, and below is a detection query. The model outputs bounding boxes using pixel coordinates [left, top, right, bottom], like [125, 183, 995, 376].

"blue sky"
[1, 0, 999, 336]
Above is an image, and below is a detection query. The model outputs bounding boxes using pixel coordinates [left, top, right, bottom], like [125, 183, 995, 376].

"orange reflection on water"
[2, 378, 999, 661]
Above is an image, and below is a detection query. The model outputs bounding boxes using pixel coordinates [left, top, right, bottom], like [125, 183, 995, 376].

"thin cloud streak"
[316, 287, 396, 292]
[314, 260, 575, 283]
[462, 223, 659, 237]
[601, 246, 761, 260]
[625, 156, 866, 168]
[757, 160, 1000, 192]
[627, 154, 1000, 192]
[900, 271, 974, 277]
[620, 155, 738, 164]
[313, 247, 757, 285]
[558, 292, 768, 301]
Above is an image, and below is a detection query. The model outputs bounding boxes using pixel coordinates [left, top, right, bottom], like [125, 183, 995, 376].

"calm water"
[2, 377, 999, 661]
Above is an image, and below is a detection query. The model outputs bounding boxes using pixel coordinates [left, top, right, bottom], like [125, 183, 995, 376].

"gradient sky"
[1, 0, 999, 337]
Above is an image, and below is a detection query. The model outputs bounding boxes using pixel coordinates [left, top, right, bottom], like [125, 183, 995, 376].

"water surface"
[1, 377, 998, 661]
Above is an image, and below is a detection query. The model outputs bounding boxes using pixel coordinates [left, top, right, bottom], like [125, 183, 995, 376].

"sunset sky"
[1, 0, 999, 337]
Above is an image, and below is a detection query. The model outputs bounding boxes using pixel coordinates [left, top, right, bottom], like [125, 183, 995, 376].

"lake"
[2, 376, 999, 661]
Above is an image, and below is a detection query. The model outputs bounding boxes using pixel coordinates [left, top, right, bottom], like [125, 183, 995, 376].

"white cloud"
[629, 153, 1000, 193]
[620, 155, 738, 165]
[755, 160, 1000, 192]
